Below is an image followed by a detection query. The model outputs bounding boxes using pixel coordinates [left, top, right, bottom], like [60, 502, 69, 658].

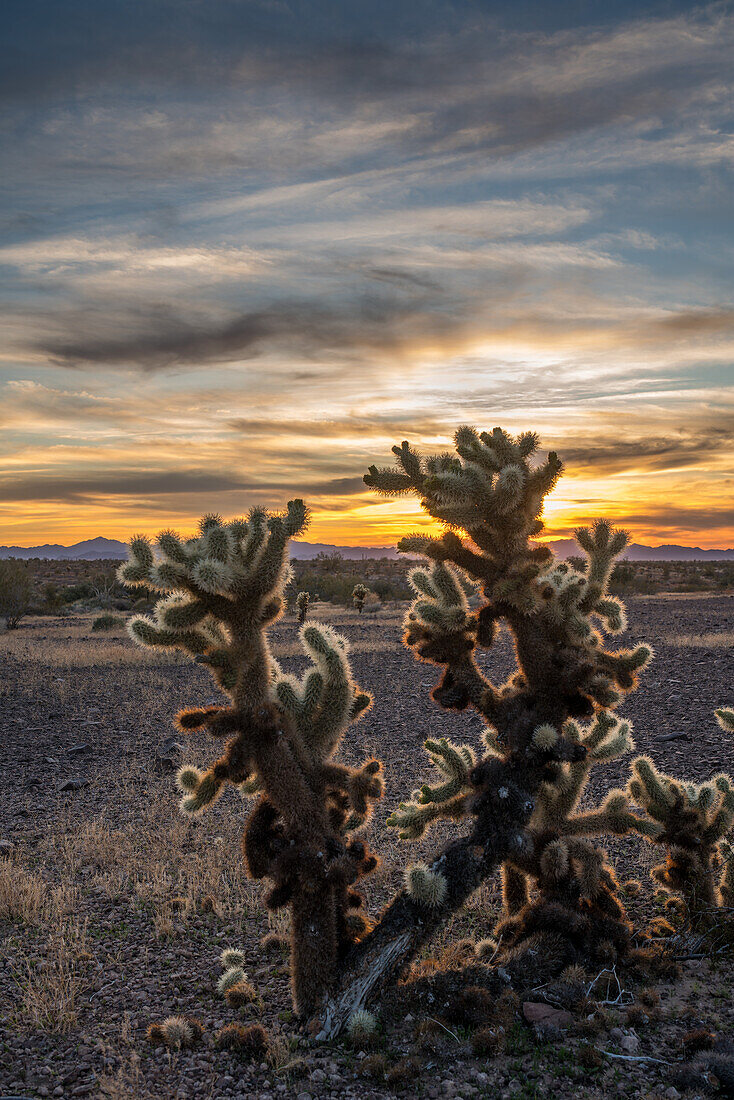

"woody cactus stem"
[314, 426, 651, 1038]
[119, 505, 381, 1015]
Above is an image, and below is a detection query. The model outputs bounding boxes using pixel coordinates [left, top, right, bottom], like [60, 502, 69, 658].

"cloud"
[557, 421, 734, 476]
[0, 469, 256, 503]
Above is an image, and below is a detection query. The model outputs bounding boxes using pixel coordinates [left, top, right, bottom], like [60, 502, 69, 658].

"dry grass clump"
[13, 919, 89, 1033]
[0, 860, 46, 923]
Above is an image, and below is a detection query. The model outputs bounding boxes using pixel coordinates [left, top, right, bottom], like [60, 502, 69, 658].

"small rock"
[609, 1027, 624, 1041]
[58, 778, 89, 792]
[619, 1034, 639, 1053]
[522, 1002, 573, 1028]
[664, 1088, 681, 1100]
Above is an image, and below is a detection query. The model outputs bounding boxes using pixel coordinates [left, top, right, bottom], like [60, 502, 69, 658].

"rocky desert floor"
[1, 594, 733, 1100]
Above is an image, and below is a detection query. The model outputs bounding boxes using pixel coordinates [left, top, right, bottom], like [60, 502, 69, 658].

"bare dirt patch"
[1, 596, 733, 1098]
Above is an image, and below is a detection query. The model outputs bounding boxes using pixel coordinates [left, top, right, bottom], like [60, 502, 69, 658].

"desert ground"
[1, 594, 733, 1099]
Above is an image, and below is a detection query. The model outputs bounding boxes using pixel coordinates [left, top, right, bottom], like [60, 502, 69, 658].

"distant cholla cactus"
[626, 718, 734, 923]
[119, 504, 381, 1015]
[295, 589, 310, 624]
[367, 426, 652, 971]
[352, 583, 368, 614]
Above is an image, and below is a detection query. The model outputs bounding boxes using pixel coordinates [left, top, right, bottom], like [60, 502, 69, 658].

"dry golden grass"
[0, 861, 46, 923]
[13, 920, 89, 1034]
[660, 631, 734, 648]
[1, 607, 404, 667]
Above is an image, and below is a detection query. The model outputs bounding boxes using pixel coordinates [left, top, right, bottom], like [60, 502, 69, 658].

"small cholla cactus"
[367, 427, 652, 971]
[404, 862, 448, 907]
[626, 717, 734, 924]
[295, 589, 310, 624]
[352, 583, 368, 614]
[119, 504, 382, 1015]
[214, 1022, 269, 1055]
[347, 1008, 379, 1048]
[147, 1016, 203, 1049]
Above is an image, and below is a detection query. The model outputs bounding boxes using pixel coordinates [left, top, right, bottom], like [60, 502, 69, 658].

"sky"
[1, 0, 733, 549]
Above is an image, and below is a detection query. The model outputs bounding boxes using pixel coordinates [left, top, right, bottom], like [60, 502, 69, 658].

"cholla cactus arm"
[387, 738, 474, 839]
[120, 501, 382, 1017]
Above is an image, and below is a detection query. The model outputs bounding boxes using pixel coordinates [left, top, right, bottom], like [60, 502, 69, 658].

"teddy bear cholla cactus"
[313, 427, 653, 1039]
[626, 716, 734, 925]
[118, 504, 382, 1015]
[352, 583, 368, 614]
[369, 427, 651, 970]
[295, 589, 310, 624]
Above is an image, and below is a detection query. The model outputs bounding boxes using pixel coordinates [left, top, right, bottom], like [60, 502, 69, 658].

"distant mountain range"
[1, 535, 733, 561]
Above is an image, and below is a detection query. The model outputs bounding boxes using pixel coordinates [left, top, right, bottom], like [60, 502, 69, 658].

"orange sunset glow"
[2, 4, 733, 553]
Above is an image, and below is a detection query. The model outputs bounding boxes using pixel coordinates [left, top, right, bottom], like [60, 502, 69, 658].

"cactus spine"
[120, 505, 381, 1015]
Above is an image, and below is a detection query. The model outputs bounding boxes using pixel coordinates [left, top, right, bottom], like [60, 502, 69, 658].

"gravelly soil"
[0, 594, 732, 1100]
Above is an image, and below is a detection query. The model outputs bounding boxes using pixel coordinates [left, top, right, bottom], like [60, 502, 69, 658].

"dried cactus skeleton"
[119, 505, 382, 1014]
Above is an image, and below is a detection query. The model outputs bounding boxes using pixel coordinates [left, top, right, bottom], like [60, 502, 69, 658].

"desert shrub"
[92, 614, 123, 632]
[0, 559, 33, 628]
[117, 425, 734, 1039]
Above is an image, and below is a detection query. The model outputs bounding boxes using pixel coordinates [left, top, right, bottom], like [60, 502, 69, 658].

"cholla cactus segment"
[346, 1009, 379, 1047]
[220, 948, 247, 970]
[274, 622, 371, 762]
[147, 1016, 199, 1049]
[218, 966, 246, 995]
[716, 708, 734, 733]
[405, 862, 448, 907]
[532, 724, 558, 750]
[120, 500, 383, 1017]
